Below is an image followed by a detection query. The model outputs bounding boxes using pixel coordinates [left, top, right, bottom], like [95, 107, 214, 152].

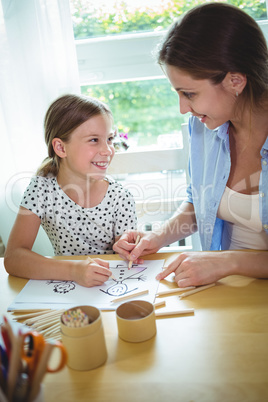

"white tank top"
[217, 186, 268, 250]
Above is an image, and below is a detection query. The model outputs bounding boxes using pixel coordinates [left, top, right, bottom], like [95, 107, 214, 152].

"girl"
[113, 3, 268, 286]
[4, 94, 137, 287]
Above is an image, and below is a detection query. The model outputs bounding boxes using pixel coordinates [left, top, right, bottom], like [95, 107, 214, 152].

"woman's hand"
[71, 258, 113, 287]
[113, 203, 197, 263]
[156, 251, 234, 287]
[113, 231, 162, 263]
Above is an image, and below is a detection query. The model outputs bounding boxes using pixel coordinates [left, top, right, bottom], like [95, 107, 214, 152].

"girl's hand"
[113, 231, 162, 263]
[156, 252, 233, 287]
[71, 258, 113, 287]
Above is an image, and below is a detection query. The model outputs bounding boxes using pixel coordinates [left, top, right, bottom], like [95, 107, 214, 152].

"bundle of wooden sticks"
[8, 283, 216, 339]
[8, 309, 64, 341]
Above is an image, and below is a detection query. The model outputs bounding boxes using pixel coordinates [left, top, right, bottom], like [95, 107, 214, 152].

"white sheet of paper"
[8, 260, 164, 311]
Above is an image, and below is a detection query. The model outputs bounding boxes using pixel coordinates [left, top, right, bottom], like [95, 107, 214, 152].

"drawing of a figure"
[45, 264, 147, 297]
[46, 280, 76, 293]
[99, 264, 147, 297]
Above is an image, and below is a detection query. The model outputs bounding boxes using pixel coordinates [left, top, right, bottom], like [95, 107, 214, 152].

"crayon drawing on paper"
[8, 259, 164, 311]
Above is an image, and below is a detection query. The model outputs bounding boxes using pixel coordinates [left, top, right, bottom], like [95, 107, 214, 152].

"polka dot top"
[20, 176, 137, 256]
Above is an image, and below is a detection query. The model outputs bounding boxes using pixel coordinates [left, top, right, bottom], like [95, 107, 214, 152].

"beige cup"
[116, 300, 156, 343]
[60, 305, 107, 371]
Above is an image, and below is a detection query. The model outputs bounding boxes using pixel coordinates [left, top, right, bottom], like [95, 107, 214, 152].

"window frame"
[76, 20, 268, 85]
[76, 31, 164, 85]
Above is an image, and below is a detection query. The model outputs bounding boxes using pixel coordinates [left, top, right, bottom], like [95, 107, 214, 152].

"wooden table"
[1, 253, 268, 402]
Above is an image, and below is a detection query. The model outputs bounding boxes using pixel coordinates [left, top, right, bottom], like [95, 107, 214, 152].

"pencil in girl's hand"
[87, 256, 116, 280]
[128, 235, 141, 269]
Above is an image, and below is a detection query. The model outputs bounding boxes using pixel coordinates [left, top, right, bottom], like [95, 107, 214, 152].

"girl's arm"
[4, 207, 113, 287]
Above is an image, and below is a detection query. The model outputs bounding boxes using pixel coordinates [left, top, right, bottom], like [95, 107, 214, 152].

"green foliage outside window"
[71, 0, 267, 39]
[82, 79, 183, 147]
[70, 0, 267, 148]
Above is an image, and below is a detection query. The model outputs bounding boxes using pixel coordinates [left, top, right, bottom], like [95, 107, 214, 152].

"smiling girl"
[4, 94, 137, 287]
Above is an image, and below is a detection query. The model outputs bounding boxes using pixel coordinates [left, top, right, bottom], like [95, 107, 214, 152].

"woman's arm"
[156, 250, 268, 287]
[113, 201, 197, 262]
[4, 207, 113, 287]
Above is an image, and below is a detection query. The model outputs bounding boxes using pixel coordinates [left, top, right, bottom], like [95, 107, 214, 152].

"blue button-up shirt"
[186, 116, 268, 250]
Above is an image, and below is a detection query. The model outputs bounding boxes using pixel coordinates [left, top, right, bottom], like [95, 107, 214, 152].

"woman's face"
[163, 65, 237, 130]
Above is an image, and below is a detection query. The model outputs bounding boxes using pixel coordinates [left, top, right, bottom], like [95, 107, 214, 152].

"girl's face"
[60, 113, 115, 181]
[163, 65, 237, 130]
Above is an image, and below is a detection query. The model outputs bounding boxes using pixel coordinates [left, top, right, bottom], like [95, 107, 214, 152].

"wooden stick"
[155, 308, 195, 317]
[41, 321, 61, 332]
[111, 289, 149, 303]
[8, 308, 52, 314]
[153, 300, 166, 308]
[24, 314, 55, 326]
[24, 309, 65, 325]
[10, 309, 52, 320]
[42, 330, 61, 341]
[46, 333, 62, 341]
[40, 322, 61, 336]
[156, 286, 196, 296]
[179, 283, 216, 299]
[32, 318, 61, 331]
[28, 311, 63, 326]
[31, 316, 61, 328]
[42, 329, 61, 339]
[128, 235, 141, 269]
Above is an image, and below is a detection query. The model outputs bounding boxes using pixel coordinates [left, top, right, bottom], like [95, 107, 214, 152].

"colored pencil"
[153, 300, 166, 308]
[156, 286, 196, 296]
[24, 309, 65, 325]
[155, 308, 195, 317]
[179, 283, 216, 299]
[128, 235, 141, 269]
[10, 309, 52, 320]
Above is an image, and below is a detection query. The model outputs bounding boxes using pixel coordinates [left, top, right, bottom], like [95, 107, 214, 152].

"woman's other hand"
[156, 251, 234, 287]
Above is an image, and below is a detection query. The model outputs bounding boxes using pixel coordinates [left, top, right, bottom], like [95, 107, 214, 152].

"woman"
[113, 3, 268, 287]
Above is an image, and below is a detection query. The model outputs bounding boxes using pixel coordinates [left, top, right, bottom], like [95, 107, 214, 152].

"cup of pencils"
[0, 315, 67, 402]
[60, 306, 107, 371]
[116, 300, 156, 342]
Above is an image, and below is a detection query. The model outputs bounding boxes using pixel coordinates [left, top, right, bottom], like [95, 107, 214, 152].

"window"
[70, 0, 268, 150]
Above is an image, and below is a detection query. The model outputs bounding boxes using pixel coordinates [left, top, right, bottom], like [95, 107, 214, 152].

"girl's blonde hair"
[37, 94, 113, 177]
